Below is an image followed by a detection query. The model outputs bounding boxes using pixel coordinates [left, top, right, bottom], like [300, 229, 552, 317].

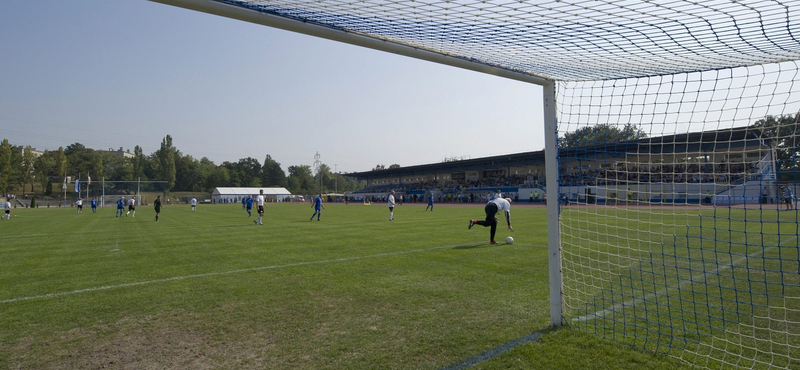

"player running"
[2, 198, 11, 220]
[154, 195, 162, 221]
[75, 198, 83, 213]
[126, 196, 136, 217]
[310, 193, 325, 221]
[468, 197, 514, 245]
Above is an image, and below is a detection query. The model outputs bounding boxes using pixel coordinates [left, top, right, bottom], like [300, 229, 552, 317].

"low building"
[107, 147, 135, 159]
[211, 187, 292, 203]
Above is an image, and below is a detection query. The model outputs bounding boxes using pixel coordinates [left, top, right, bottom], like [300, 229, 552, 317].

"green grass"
[0, 203, 693, 369]
[560, 206, 800, 370]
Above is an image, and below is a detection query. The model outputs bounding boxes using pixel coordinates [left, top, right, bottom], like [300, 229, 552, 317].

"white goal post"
[97, 179, 167, 208]
[143, 1, 800, 368]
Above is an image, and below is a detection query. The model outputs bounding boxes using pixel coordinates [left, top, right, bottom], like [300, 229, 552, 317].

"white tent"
[211, 187, 292, 203]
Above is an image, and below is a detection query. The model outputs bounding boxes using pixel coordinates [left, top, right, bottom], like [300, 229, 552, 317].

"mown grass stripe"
[0, 242, 481, 304]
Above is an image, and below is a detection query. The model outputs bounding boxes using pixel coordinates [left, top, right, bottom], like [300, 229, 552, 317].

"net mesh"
[96, 181, 167, 207]
[163, 0, 800, 368]
[557, 63, 800, 368]
[215, 0, 800, 81]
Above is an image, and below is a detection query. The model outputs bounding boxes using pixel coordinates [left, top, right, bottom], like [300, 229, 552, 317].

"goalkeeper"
[468, 197, 513, 244]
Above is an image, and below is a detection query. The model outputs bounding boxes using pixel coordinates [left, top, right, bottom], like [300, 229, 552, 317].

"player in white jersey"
[387, 190, 396, 221]
[3, 200, 11, 220]
[468, 197, 514, 244]
[75, 198, 83, 213]
[190, 197, 197, 211]
[126, 197, 136, 217]
[254, 189, 267, 225]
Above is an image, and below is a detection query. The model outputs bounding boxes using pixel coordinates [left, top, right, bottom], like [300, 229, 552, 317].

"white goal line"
[0, 242, 486, 305]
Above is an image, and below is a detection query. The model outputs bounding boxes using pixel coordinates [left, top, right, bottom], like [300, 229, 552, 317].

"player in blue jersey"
[116, 197, 125, 217]
[310, 194, 325, 221]
[245, 195, 254, 217]
[783, 186, 796, 210]
[91, 197, 98, 213]
[425, 193, 434, 211]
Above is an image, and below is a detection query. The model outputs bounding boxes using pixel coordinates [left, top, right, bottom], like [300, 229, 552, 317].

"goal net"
[150, 0, 800, 368]
[95, 180, 167, 208]
[557, 64, 800, 369]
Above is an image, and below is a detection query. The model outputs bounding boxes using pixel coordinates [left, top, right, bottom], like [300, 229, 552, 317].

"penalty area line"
[0, 242, 477, 305]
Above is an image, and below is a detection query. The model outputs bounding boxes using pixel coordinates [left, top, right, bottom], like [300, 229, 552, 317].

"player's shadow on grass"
[452, 242, 495, 250]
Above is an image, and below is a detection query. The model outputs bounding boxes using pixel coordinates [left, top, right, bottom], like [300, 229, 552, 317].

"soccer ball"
[505, 236, 514, 244]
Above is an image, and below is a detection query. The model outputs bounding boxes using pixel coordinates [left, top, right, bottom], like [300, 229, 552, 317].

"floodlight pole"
[543, 81, 563, 328]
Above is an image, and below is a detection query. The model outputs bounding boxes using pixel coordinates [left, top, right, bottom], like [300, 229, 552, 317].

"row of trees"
[753, 114, 800, 181]
[3, 113, 796, 196]
[0, 135, 364, 196]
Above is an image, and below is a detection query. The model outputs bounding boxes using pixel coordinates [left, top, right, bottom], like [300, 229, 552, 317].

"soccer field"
[0, 202, 693, 369]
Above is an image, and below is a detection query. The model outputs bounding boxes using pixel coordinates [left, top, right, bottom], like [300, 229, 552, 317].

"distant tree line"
[0, 135, 365, 196]
[752, 113, 800, 181]
[7, 114, 794, 196]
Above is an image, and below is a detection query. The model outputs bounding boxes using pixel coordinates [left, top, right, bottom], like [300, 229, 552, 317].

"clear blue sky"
[0, 0, 544, 174]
